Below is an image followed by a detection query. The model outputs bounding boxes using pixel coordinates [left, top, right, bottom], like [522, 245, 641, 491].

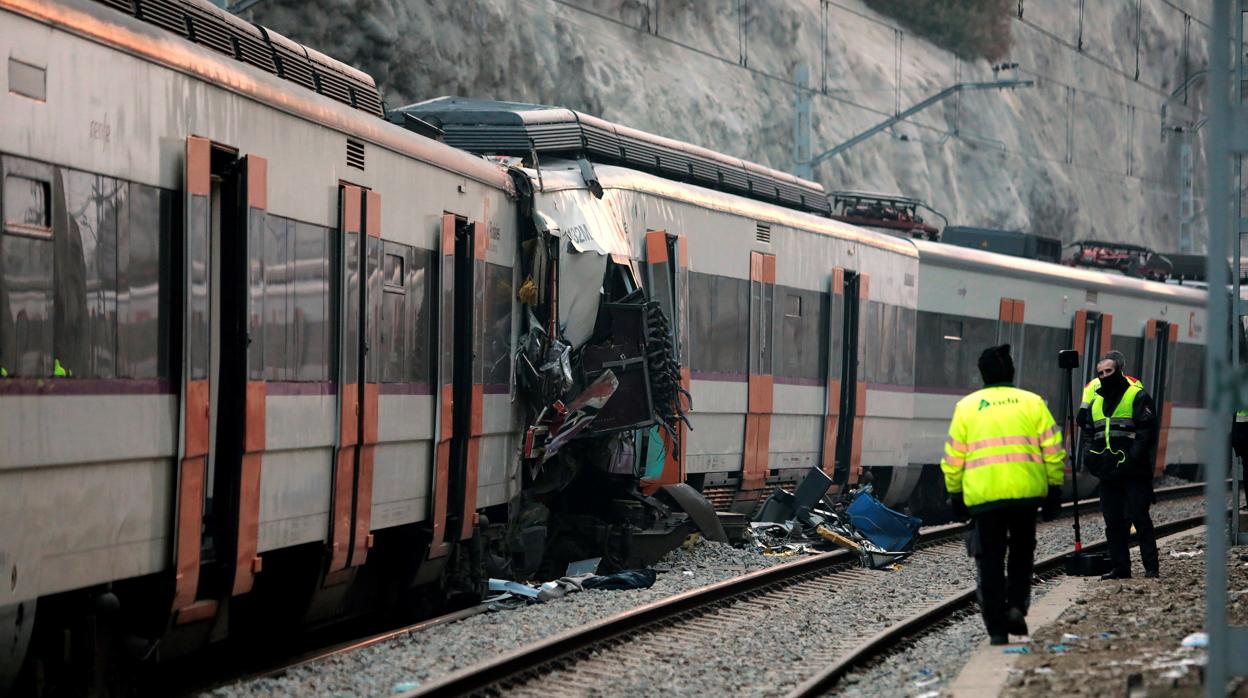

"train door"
[1069, 309, 1112, 497]
[997, 298, 1025, 382]
[741, 251, 775, 494]
[642, 231, 690, 489]
[428, 214, 484, 558]
[1072, 309, 1112, 388]
[172, 137, 269, 623]
[826, 269, 867, 490]
[1141, 320, 1177, 476]
[327, 185, 381, 580]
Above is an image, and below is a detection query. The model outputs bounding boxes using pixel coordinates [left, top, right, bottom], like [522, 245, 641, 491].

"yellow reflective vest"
[1080, 375, 1141, 410]
[941, 385, 1066, 510]
[1085, 383, 1143, 478]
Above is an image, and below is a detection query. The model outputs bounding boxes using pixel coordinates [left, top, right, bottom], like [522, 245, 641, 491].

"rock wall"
[247, 0, 1211, 251]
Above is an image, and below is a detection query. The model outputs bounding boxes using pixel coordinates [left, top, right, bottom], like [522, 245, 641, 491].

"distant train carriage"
[908, 239, 1206, 509]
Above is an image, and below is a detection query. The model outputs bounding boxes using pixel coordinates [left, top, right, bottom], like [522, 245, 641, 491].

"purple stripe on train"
[0, 378, 172, 396]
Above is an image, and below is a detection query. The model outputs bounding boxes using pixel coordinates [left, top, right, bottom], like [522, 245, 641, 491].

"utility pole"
[1205, 0, 1248, 693]
[793, 64, 813, 180]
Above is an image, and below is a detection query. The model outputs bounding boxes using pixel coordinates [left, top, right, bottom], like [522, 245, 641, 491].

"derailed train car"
[0, 0, 1219, 693]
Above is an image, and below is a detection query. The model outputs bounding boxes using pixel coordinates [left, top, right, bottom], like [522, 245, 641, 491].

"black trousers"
[970, 505, 1037, 637]
[1099, 475, 1158, 574]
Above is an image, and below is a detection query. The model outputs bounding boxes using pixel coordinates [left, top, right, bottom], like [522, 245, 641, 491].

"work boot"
[1100, 569, 1131, 580]
[1006, 607, 1029, 636]
[1144, 568, 1159, 578]
[989, 635, 1009, 646]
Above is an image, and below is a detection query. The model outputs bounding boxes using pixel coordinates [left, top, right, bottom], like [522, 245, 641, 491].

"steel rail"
[396, 484, 1206, 698]
[785, 512, 1210, 697]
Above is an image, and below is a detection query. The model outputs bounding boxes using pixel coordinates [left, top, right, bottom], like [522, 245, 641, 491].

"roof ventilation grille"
[755, 222, 772, 244]
[346, 139, 365, 170]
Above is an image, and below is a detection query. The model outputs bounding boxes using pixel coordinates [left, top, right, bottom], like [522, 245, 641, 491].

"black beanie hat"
[978, 344, 1015, 385]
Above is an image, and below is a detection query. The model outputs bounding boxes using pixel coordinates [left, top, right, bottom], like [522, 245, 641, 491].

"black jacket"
[1080, 388, 1157, 480]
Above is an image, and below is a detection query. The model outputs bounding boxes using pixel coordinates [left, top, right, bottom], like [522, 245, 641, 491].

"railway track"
[357, 484, 1207, 698]
[784, 511, 1208, 697]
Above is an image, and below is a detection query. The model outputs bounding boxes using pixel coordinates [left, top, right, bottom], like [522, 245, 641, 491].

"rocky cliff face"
[247, 0, 1210, 251]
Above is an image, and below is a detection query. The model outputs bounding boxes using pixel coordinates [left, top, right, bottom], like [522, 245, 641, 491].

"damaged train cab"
[397, 98, 928, 581]
[491, 158, 923, 580]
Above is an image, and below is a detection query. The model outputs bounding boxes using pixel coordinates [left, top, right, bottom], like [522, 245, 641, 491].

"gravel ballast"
[1004, 533, 1248, 697]
[211, 494, 1215, 698]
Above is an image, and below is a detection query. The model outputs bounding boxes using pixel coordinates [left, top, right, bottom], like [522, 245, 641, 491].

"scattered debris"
[1179, 632, 1208, 648]
[746, 467, 922, 569]
[484, 568, 659, 609]
[566, 558, 602, 576]
[1004, 646, 1032, 654]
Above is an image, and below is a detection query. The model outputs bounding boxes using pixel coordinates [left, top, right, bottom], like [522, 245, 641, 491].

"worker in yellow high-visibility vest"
[941, 344, 1065, 646]
[1082, 357, 1159, 579]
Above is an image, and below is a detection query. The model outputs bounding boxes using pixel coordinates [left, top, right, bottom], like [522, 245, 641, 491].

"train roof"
[90, 0, 384, 117]
[8, 0, 512, 191]
[912, 238, 1207, 304]
[529, 159, 917, 258]
[395, 97, 832, 217]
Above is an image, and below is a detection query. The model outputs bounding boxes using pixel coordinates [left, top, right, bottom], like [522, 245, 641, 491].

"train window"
[384, 252, 404, 290]
[409, 249, 434, 385]
[119, 183, 169, 379]
[66, 171, 122, 379]
[264, 215, 290, 381]
[896, 307, 916, 386]
[484, 262, 514, 389]
[689, 271, 749, 378]
[380, 241, 410, 384]
[293, 221, 330, 382]
[777, 286, 825, 382]
[785, 294, 801, 318]
[3, 174, 51, 237]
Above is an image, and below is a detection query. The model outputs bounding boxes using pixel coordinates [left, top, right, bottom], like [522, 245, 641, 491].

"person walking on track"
[941, 344, 1065, 645]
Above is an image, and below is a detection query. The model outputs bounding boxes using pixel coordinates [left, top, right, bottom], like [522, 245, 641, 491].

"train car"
[0, 0, 521, 691]
[907, 239, 1207, 511]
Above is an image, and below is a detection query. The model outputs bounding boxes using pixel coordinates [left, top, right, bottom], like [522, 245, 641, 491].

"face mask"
[1100, 370, 1128, 394]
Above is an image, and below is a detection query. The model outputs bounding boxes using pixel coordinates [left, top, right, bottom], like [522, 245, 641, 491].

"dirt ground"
[1002, 532, 1248, 697]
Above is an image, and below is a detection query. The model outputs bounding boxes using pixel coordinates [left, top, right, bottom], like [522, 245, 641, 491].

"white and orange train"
[0, 0, 1211, 692]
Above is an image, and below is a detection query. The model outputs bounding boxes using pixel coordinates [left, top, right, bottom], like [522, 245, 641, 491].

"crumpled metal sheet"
[534, 189, 631, 347]
[535, 189, 631, 256]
